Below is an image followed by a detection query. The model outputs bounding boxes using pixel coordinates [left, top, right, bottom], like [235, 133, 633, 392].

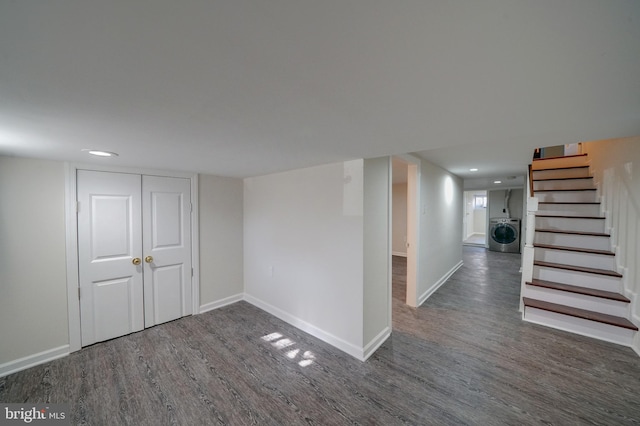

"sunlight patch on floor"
[262, 332, 316, 367]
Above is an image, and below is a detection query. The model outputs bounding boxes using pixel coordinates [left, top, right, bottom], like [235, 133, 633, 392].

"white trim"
[64, 163, 200, 351]
[243, 294, 365, 360]
[199, 294, 244, 314]
[0, 346, 69, 378]
[417, 261, 464, 307]
[391, 251, 407, 257]
[362, 327, 391, 361]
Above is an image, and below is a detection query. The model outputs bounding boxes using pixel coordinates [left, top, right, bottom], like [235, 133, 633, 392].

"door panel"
[142, 175, 192, 327]
[77, 171, 144, 346]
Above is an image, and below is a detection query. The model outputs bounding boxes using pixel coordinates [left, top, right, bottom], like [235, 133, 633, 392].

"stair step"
[523, 297, 637, 330]
[533, 176, 594, 182]
[535, 216, 605, 234]
[527, 279, 629, 302]
[536, 214, 604, 219]
[531, 155, 589, 171]
[532, 166, 590, 180]
[537, 202, 601, 217]
[536, 228, 610, 237]
[535, 188, 596, 192]
[534, 260, 622, 278]
[533, 177, 594, 191]
[533, 244, 614, 256]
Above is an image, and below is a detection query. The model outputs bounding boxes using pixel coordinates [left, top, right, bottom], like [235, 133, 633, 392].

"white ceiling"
[1, 1, 639, 180]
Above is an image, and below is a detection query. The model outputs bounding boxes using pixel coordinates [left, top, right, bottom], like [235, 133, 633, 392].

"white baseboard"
[362, 327, 391, 361]
[392, 251, 407, 257]
[417, 260, 464, 307]
[243, 293, 365, 360]
[0, 345, 69, 378]
[199, 293, 244, 314]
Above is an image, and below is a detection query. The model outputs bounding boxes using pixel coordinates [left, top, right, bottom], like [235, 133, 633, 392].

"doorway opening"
[391, 156, 419, 308]
[463, 190, 487, 247]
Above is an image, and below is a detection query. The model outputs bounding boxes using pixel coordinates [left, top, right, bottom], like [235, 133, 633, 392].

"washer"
[489, 218, 520, 253]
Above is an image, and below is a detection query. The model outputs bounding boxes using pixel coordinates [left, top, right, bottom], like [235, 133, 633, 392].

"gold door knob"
[132, 258, 141, 265]
[145, 256, 154, 263]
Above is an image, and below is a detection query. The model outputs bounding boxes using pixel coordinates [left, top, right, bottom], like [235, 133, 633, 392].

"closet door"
[142, 175, 192, 327]
[77, 171, 144, 346]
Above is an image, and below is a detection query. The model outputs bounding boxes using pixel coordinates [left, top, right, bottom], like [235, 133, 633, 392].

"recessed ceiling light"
[494, 180, 502, 184]
[469, 168, 478, 172]
[83, 149, 119, 157]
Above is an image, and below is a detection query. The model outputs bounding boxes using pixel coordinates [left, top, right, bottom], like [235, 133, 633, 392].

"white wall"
[488, 188, 524, 220]
[0, 156, 245, 372]
[243, 160, 365, 356]
[363, 158, 391, 356]
[583, 137, 640, 354]
[198, 174, 244, 311]
[0, 156, 68, 365]
[417, 159, 464, 305]
[392, 183, 408, 256]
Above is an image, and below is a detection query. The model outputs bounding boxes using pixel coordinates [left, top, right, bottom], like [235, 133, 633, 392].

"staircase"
[522, 153, 638, 346]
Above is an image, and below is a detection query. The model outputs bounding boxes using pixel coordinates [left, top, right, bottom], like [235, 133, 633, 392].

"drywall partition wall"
[243, 160, 365, 358]
[0, 156, 69, 369]
[363, 157, 391, 359]
[392, 183, 408, 256]
[416, 159, 463, 305]
[198, 174, 244, 312]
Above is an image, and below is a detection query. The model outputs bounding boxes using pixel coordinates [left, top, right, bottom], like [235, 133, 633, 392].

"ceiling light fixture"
[83, 149, 119, 157]
[494, 180, 502, 184]
[469, 168, 478, 172]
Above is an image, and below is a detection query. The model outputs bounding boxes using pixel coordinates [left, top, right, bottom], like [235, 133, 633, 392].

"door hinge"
[78, 287, 81, 300]
[76, 201, 80, 213]
[190, 203, 193, 213]
[191, 267, 194, 277]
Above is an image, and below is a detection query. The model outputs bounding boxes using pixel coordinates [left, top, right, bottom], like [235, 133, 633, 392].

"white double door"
[77, 170, 192, 346]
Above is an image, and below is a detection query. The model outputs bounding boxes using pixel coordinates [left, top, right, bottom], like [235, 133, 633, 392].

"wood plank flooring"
[2, 246, 640, 425]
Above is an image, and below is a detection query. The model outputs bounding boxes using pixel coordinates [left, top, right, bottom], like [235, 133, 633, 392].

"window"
[473, 195, 487, 209]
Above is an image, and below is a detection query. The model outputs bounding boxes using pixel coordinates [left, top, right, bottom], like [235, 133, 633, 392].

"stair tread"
[533, 153, 588, 161]
[534, 260, 623, 277]
[523, 297, 638, 330]
[527, 279, 629, 302]
[535, 214, 604, 219]
[535, 188, 596, 192]
[536, 228, 610, 237]
[533, 243, 615, 256]
[532, 165, 590, 172]
[539, 202, 600, 205]
[533, 176, 593, 182]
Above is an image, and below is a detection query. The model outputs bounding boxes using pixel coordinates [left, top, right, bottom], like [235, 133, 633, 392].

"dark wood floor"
[2, 247, 640, 425]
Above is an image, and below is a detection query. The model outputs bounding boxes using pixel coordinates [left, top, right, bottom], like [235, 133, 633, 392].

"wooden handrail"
[528, 164, 534, 196]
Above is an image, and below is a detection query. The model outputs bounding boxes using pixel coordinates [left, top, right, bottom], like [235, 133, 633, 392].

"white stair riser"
[532, 156, 589, 170]
[536, 191, 598, 203]
[533, 266, 621, 292]
[533, 179, 594, 191]
[533, 168, 590, 180]
[524, 285, 629, 317]
[534, 248, 615, 271]
[535, 216, 605, 233]
[534, 232, 611, 251]
[537, 203, 601, 217]
[524, 307, 634, 347]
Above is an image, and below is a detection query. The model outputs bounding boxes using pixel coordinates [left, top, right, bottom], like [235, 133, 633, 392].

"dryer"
[489, 218, 520, 253]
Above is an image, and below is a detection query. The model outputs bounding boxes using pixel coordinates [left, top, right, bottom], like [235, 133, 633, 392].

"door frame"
[65, 163, 200, 352]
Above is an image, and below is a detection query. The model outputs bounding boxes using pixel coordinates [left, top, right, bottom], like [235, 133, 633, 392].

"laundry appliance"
[488, 218, 520, 253]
